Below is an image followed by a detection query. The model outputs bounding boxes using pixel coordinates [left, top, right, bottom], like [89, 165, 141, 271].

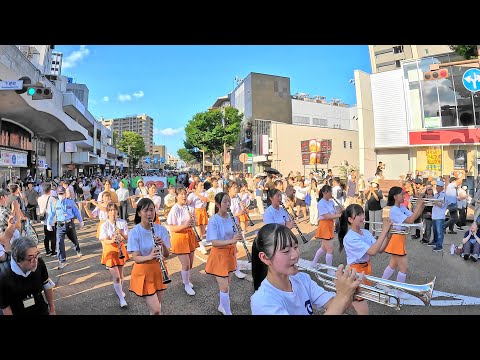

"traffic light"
[423, 69, 449, 81]
[26, 85, 53, 100]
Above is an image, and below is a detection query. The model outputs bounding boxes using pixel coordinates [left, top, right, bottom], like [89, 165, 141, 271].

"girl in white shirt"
[294, 180, 308, 222]
[263, 189, 294, 229]
[227, 181, 248, 279]
[250, 223, 361, 315]
[338, 203, 392, 315]
[205, 192, 244, 315]
[187, 181, 208, 255]
[127, 197, 171, 315]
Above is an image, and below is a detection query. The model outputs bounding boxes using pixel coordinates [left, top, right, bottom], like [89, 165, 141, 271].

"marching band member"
[250, 223, 362, 315]
[311, 185, 342, 271]
[167, 187, 199, 296]
[263, 188, 294, 229]
[127, 198, 170, 315]
[163, 185, 177, 219]
[338, 204, 392, 315]
[137, 184, 162, 224]
[238, 182, 252, 233]
[227, 181, 247, 279]
[98, 202, 129, 308]
[187, 181, 208, 254]
[381, 186, 425, 293]
[84, 191, 111, 239]
[206, 177, 221, 218]
[205, 192, 244, 315]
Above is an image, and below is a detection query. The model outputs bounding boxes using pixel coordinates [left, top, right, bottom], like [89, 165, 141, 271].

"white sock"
[396, 271, 407, 283]
[113, 282, 124, 300]
[181, 270, 189, 285]
[311, 248, 325, 267]
[198, 241, 207, 251]
[382, 266, 395, 280]
[187, 270, 193, 288]
[325, 253, 333, 266]
[219, 291, 232, 315]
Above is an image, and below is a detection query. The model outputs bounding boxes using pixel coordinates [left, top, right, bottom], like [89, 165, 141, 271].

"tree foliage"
[184, 106, 243, 159]
[116, 131, 148, 172]
[449, 45, 478, 60]
[177, 148, 196, 164]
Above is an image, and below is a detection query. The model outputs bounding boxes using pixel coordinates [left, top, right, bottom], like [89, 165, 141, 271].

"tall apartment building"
[101, 114, 154, 155]
[152, 145, 166, 159]
[368, 45, 453, 73]
[50, 52, 63, 75]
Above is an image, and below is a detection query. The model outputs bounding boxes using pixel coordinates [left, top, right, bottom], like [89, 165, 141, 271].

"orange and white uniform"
[127, 223, 171, 296]
[187, 192, 208, 226]
[384, 205, 412, 256]
[137, 194, 162, 224]
[167, 203, 198, 254]
[343, 228, 375, 286]
[205, 213, 238, 277]
[315, 198, 336, 240]
[99, 218, 130, 267]
[90, 206, 108, 238]
[230, 195, 248, 223]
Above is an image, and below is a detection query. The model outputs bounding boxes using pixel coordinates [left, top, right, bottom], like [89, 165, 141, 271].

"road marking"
[238, 258, 480, 307]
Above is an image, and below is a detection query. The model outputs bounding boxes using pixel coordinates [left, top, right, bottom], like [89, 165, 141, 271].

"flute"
[280, 202, 308, 243]
[227, 209, 252, 262]
[149, 220, 171, 284]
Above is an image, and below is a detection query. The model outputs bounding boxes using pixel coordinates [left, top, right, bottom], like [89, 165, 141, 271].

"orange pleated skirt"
[170, 228, 198, 254]
[195, 208, 208, 225]
[205, 244, 236, 277]
[129, 259, 167, 296]
[315, 219, 334, 240]
[384, 234, 406, 256]
[350, 261, 372, 286]
[101, 240, 129, 267]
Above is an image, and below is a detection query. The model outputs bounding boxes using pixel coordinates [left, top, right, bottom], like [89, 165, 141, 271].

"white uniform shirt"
[343, 228, 375, 265]
[99, 218, 129, 240]
[206, 213, 236, 242]
[37, 194, 54, 226]
[167, 203, 194, 225]
[230, 196, 242, 215]
[432, 191, 448, 220]
[250, 272, 335, 315]
[389, 205, 412, 232]
[239, 192, 251, 207]
[317, 198, 337, 220]
[263, 205, 290, 225]
[127, 223, 170, 256]
[187, 192, 207, 209]
[91, 207, 108, 221]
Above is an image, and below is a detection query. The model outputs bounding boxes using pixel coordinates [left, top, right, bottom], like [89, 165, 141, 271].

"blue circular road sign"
[462, 68, 480, 92]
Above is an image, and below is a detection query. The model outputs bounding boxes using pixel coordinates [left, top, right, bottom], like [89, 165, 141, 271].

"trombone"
[410, 197, 445, 207]
[363, 221, 424, 237]
[296, 263, 435, 310]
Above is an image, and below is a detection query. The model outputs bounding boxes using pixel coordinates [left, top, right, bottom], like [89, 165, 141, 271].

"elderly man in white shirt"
[443, 173, 463, 234]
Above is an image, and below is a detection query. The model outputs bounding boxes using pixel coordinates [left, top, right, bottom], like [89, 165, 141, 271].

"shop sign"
[0, 150, 28, 167]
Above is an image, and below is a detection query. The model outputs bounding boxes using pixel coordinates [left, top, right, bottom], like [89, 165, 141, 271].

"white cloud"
[118, 94, 132, 102]
[62, 45, 90, 69]
[133, 90, 144, 98]
[154, 127, 184, 136]
[102, 96, 109, 102]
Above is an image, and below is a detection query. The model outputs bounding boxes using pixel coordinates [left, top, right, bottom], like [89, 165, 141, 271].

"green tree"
[116, 131, 148, 174]
[449, 45, 478, 60]
[177, 148, 196, 164]
[184, 106, 242, 166]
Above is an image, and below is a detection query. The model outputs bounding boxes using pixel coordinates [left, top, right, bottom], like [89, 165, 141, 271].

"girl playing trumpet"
[250, 223, 362, 315]
[98, 202, 129, 308]
[205, 192, 245, 315]
[127, 198, 170, 315]
[84, 191, 112, 239]
[338, 204, 392, 314]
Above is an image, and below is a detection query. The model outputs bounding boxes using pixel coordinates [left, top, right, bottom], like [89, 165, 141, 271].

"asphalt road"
[37, 211, 480, 316]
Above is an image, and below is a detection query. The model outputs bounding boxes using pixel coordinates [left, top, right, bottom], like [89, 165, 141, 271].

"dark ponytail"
[319, 184, 332, 200]
[387, 186, 402, 207]
[337, 204, 365, 252]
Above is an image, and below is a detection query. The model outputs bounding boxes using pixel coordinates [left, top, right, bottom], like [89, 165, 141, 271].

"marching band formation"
[0, 167, 474, 315]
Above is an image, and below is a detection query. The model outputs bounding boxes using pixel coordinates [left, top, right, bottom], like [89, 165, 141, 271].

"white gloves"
[47, 225, 53, 232]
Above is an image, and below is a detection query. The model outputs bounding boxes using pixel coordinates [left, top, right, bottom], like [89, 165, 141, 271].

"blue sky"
[55, 45, 372, 156]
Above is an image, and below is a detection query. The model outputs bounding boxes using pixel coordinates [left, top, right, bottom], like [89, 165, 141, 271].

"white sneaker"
[217, 304, 226, 315]
[122, 291, 126, 298]
[120, 298, 128, 308]
[199, 247, 208, 255]
[184, 284, 196, 296]
[234, 269, 246, 279]
[189, 282, 194, 289]
[58, 262, 67, 269]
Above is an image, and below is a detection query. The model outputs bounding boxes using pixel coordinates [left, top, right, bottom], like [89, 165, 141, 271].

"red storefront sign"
[409, 128, 480, 145]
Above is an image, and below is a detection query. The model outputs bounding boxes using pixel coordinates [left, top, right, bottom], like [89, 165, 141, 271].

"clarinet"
[113, 220, 125, 259]
[280, 202, 309, 243]
[149, 220, 171, 284]
[236, 194, 254, 226]
[227, 209, 252, 262]
[184, 205, 202, 242]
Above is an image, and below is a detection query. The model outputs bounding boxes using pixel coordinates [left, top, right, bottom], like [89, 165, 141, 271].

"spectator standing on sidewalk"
[25, 182, 39, 223]
[37, 183, 56, 257]
[443, 173, 463, 234]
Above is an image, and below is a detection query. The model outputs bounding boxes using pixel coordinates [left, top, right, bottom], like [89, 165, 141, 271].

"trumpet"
[280, 202, 308, 243]
[363, 220, 425, 236]
[113, 220, 125, 259]
[184, 205, 202, 242]
[236, 194, 254, 226]
[296, 263, 435, 310]
[410, 197, 445, 207]
[227, 209, 252, 262]
[149, 220, 171, 284]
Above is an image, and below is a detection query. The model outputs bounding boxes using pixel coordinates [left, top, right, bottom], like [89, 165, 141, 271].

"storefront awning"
[0, 90, 87, 142]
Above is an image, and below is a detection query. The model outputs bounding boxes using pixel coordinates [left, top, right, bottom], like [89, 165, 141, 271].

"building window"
[343, 141, 347, 148]
[395, 60, 401, 68]
[350, 141, 352, 149]
[393, 45, 404, 54]
[312, 118, 328, 127]
[293, 116, 310, 124]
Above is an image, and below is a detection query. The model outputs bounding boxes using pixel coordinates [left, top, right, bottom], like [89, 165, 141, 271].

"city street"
[37, 211, 480, 316]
